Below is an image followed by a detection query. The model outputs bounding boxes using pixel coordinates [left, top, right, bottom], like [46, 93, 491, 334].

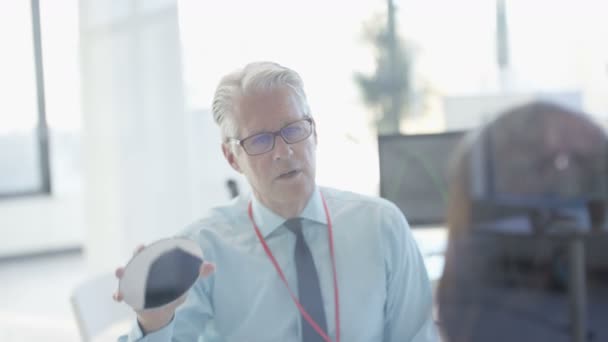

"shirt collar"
[250, 187, 328, 238]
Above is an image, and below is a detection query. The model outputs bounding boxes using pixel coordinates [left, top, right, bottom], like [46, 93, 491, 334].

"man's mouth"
[277, 170, 300, 179]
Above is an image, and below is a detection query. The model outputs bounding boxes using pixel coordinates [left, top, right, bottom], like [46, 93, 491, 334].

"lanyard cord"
[248, 193, 340, 342]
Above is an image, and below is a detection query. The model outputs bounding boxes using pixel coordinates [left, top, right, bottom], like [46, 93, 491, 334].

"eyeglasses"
[227, 118, 314, 156]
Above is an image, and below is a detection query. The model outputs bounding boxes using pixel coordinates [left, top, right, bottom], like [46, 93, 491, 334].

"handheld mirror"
[119, 238, 203, 310]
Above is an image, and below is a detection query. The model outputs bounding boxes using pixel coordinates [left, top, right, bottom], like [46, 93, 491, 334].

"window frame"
[0, 0, 52, 200]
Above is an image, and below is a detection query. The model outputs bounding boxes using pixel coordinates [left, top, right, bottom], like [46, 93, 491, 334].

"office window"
[177, 0, 385, 195]
[0, 0, 51, 198]
[177, 0, 608, 195]
[396, 0, 608, 131]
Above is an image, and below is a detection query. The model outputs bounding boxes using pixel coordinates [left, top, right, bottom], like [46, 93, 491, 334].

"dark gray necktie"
[285, 218, 328, 342]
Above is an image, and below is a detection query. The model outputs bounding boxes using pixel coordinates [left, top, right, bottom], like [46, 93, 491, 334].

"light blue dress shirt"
[119, 186, 438, 341]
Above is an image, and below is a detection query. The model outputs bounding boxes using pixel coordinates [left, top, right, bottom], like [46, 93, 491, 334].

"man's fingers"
[133, 244, 145, 256]
[112, 291, 124, 302]
[112, 243, 146, 305]
[113, 268, 125, 302]
[116, 244, 145, 279]
[199, 262, 216, 277]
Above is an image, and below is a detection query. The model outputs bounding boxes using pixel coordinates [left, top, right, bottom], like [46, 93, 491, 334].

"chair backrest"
[70, 272, 134, 341]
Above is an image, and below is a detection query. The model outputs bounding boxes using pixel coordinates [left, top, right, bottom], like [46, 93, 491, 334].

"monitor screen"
[378, 131, 466, 226]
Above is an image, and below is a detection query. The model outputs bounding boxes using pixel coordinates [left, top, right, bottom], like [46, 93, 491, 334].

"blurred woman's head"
[437, 101, 608, 342]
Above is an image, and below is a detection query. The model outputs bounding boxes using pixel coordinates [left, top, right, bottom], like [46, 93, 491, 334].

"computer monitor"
[378, 131, 466, 226]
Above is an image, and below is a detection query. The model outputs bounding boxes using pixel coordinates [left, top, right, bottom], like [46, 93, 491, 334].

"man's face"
[222, 87, 317, 207]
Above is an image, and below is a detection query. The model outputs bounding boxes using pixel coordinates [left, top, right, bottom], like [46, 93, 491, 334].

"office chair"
[71, 272, 133, 341]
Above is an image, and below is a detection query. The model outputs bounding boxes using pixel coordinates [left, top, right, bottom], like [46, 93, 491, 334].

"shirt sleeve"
[117, 276, 215, 342]
[381, 202, 440, 342]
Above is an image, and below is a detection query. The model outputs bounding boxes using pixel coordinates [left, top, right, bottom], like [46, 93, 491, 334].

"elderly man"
[116, 62, 438, 342]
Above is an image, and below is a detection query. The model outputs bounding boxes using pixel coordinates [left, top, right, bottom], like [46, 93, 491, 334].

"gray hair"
[211, 61, 311, 141]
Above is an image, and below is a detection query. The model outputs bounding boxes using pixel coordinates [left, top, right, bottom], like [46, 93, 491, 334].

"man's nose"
[272, 135, 293, 160]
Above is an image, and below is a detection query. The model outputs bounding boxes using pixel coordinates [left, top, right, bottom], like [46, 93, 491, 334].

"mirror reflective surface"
[119, 238, 203, 310]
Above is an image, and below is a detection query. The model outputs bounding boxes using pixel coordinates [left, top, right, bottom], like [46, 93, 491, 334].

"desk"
[412, 226, 447, 283]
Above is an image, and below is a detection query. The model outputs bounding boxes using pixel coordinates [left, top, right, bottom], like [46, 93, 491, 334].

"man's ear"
[222, 143, 242, 173]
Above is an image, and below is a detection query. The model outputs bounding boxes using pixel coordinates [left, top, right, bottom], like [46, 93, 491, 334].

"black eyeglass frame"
[226, 117, 315, 156]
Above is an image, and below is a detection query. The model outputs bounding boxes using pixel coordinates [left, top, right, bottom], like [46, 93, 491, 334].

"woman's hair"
[211, 61, 311, 141]
[437, 101, 607, 342]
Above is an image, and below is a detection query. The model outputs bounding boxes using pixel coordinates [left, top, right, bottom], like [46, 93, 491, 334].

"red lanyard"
[248, 193, 340, 342]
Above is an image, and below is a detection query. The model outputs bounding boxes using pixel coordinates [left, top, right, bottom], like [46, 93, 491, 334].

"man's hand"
[112, 244, 215, 334]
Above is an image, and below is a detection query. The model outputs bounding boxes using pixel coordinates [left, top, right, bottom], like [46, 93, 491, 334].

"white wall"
[442, 91, 583, 131]
[187, 109, 248, 217]
[0, 191, 84, 258]
[79, 0, 242, 273]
